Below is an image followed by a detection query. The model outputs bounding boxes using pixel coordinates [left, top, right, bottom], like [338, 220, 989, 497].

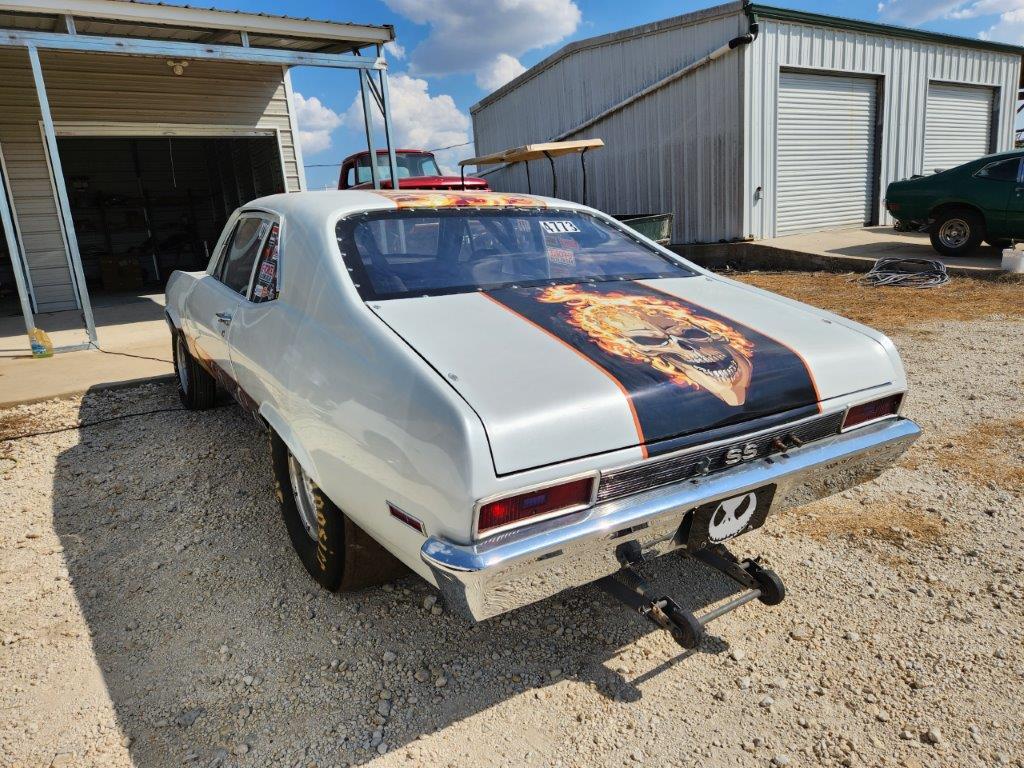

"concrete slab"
[676, 226, 1005, 275]
[0, 293, 173, 406]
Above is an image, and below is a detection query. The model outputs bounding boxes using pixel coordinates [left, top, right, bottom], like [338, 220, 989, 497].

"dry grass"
[732, 271, 1024, 335]
[934, 418, 1024, 493]
[785, 496, 945, 545]
[0, 411, 42, 442]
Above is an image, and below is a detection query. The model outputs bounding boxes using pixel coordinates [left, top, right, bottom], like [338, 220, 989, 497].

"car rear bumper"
[421, 417, 921, 622]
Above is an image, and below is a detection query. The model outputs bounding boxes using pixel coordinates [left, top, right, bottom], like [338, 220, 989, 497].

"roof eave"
[1, 0, 394, 45]
[750, 4, 1024, 57]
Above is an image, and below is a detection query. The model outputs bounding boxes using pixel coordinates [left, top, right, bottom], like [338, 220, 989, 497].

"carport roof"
[0, 0, 394, 53]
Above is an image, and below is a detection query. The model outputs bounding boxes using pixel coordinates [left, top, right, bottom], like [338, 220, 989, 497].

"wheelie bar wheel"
[664, 603, 705, 649]
[748, 561, 786, 606]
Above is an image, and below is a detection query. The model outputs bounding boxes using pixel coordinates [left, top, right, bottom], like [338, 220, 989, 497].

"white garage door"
[776, 72, 877, 236]
[923, 83, 993, 174]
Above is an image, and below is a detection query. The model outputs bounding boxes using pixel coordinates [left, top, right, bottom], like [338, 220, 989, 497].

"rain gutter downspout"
[550, 2, 759, 142]
[477, 4, 759, 178]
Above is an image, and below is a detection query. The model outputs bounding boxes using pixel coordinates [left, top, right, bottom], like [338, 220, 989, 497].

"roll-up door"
[923, 83, 993, 174]
[776, 72, 877, 236]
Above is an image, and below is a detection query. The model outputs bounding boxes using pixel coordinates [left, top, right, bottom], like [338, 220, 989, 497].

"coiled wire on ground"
[857, 257, 950, 288]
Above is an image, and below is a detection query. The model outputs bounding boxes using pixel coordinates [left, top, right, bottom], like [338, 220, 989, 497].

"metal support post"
[28, 44, 97, 346]
[377, 45, 399, 189]
[0, 148, 35, 335]
[359, 69, 380, 189]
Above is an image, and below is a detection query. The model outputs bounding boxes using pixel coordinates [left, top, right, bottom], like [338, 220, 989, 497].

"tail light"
[843, 394, 902, 431]
[476, 476, 595, 536]
[886, 200, 900, 212]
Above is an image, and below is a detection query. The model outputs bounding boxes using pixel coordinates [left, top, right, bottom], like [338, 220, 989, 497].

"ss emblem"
[723, 442, 758, 466]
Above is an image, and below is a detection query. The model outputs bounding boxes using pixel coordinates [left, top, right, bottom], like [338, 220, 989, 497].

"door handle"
[215, 312, 233, 324]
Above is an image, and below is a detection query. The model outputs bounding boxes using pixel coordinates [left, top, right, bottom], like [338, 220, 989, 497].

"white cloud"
[383, 0, 581, 91]
[292, 92, 343, 155]
[342, 73, 471, 172]
[876, 0, 965, 23]
[878, 0, 1024, 37]
[384, 40, 406, 59]
[475, 52, 527, 91]
[979, 6, 1024, 41]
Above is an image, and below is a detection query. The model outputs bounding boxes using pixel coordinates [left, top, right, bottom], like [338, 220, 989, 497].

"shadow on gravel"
[53, 383, 743, 767]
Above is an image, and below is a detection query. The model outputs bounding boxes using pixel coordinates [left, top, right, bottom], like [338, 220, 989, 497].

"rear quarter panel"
[268, 210, 497, 578]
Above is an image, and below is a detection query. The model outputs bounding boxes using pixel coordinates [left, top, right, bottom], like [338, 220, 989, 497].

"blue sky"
[198, 0, 1022, 189]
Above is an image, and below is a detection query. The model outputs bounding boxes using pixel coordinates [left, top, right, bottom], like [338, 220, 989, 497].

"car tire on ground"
[929, 208, 984, 257]
[270, 432, 407, 591]
[172, 329, 217, 410]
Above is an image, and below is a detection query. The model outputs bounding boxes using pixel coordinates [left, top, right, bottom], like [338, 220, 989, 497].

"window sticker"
[540, 220, 581, 234]
[252, 223, 280, 302]
[547, 247, 576, 267]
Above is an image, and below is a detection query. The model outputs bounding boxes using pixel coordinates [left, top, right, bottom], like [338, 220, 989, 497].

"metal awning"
[0, 0, 400, 353]
[0, 0, 393, 53]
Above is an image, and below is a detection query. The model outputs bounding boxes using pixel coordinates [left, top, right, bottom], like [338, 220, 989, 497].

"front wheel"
[269, 432, 406, 591]
[929, 209, 984, 257]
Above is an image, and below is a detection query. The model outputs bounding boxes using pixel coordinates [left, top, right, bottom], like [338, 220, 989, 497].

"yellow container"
[29, 327, 53, 358]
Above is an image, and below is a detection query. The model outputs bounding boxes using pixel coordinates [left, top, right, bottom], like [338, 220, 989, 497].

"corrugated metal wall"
[470, 3, 748, 245]
[743, 19, 1021, 239]
[0, 48, 301, 312]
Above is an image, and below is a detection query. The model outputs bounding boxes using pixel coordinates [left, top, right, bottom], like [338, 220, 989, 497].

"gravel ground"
[1, 283, 1022, 768]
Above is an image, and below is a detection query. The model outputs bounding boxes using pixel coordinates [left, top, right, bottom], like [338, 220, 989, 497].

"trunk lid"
[372, 277, 895, 474]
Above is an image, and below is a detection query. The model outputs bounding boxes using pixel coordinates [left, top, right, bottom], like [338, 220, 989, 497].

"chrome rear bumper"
[421, 417, 920, 622]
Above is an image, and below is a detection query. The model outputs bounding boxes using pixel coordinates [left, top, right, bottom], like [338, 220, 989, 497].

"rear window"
[335, 208, 693, 300]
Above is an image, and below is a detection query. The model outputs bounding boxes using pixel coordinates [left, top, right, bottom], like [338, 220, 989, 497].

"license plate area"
[684, 484, 776, 550]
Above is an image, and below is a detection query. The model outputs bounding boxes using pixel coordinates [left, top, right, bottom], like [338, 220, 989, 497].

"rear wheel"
[929, 208, 984, 257]
[270, 432, 406, 591]
[172, 330, 217, 410]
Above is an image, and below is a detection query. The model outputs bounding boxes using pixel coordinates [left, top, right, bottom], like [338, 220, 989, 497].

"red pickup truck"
[338, 149, 488, 191]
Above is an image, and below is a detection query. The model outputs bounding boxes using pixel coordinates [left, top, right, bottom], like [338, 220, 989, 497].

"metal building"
[469, 2, 1022, 245]
[0, 0, 400, 351]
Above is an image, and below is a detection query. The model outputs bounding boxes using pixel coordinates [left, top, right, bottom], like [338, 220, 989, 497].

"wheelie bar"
[597, 542, 786, 650]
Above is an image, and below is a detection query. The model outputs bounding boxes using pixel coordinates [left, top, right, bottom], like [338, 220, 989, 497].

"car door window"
[975, 159, 1021, 182]
[217, 216, 269, 295]
[251, 222, 280, 303]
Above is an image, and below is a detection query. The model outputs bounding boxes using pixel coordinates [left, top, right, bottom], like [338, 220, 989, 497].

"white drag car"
[165, 190, 919, 647]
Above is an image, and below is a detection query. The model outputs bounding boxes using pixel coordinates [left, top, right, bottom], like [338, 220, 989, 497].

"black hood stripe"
[486, 282, 821, 457]
[481, 291, 650, 458]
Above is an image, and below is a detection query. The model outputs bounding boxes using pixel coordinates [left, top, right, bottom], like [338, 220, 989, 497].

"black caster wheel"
[752, 566, 786, 606]
[666, 605, 705, 649]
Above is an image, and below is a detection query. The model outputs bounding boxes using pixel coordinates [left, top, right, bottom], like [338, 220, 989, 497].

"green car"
[884, 149, 1023, 257]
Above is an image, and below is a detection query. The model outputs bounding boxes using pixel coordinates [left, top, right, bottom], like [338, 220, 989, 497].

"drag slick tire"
[172, 330, 217, 410]
[270, 432, 406, 591]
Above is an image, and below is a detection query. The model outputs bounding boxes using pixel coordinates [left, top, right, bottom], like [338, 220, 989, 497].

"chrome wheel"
[287, 453, 319, 541]
[938, 218, 970, 249]
[175, 334, 190, 392]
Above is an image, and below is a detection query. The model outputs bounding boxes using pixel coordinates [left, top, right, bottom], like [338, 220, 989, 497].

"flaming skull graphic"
[537, 285, 755, 406]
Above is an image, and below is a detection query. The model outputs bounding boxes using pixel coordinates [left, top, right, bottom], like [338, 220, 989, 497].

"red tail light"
[843, 394, 902, 430]
[477, 477, 594, 536]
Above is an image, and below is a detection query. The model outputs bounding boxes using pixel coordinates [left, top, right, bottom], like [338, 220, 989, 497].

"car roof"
[341, 149, 435, 161]
[242, 190, 586, 222]
[976, 149, 1024, 163]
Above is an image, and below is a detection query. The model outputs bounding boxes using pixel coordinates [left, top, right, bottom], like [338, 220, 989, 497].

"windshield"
[355, 153, 442, 182]
[336, 208, 694, 300]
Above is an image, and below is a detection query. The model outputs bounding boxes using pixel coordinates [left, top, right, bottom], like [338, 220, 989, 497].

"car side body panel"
[885, 150, 1022, 238]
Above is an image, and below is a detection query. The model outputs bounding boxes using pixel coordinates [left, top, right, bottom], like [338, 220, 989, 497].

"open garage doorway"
[57, 134, 285, 299]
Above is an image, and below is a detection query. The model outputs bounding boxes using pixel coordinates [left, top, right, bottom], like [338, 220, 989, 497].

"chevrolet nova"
[166, 190, 920, 646]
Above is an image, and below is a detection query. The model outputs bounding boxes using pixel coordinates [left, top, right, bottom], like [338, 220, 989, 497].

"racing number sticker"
[540, 220, 581, 234]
